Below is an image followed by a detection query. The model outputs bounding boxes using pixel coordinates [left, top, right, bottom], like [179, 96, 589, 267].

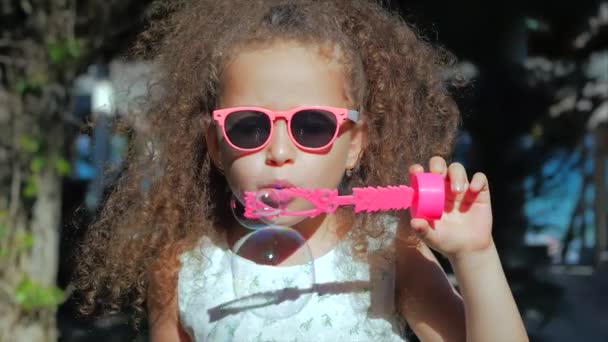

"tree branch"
[0, 281, 15, 305]
[8, 162, 21, 225]
[0, 39, 19, 48]
[0, 141, 12, 151]
[0, 56, 26, 67]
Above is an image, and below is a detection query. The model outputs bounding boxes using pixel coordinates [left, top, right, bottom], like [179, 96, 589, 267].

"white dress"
[177, 217, 408, 342]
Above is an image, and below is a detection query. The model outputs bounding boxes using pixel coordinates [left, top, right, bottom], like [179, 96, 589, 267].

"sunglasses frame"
[212, 106, 360, 152]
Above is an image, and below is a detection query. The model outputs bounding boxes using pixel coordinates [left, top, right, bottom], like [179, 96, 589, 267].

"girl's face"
[206, 41, 364, 226]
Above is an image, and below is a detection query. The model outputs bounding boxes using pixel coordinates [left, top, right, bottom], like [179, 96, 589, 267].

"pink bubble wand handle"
[244, 172, 444, 220]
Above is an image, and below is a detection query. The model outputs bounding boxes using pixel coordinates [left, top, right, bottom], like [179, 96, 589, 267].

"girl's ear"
[346, 117, 367, 170]
[202, 116, 223, 171]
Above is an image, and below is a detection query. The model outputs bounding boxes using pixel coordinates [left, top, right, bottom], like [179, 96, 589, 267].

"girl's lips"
[256, 180, 297, 208]
[258, 180, 295, 190]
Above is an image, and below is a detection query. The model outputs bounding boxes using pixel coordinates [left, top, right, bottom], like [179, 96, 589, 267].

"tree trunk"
[595, 124, 608, 267]
[0, 71, 64, 342]
[0, 0, 155, 340]
[0, 1, 70, 340]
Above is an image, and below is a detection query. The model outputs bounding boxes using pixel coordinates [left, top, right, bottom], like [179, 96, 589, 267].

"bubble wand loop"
[244, 173, 445, 221]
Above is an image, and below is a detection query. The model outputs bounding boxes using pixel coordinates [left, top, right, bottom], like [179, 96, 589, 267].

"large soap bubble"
[230, 225, 315, 319]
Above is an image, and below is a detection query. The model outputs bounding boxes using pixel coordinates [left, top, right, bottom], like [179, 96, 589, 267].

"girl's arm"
[396, 234, 528, 342]
[395, 227, 466, 342]
[148, 266, 192, 342]
[449, 242, 528, 342]
[402, 157, 528, 342]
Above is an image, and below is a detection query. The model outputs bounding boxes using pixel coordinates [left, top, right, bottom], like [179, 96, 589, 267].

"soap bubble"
[230, 195, 270, 230]
[241, 187, 323, 226]
[251, 189, 286, 220]
[231, 226, 315, 319]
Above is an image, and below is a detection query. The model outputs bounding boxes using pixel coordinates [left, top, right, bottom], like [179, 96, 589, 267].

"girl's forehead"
[219, 41, 351, 109]
[230, 40, 346, 68]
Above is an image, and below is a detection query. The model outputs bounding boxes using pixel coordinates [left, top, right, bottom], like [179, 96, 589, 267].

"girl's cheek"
[227, 159, 262, 188]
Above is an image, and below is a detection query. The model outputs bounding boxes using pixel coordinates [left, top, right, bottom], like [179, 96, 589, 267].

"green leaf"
[14, 232, 34, 251]
[53, 158, 71, 176]
[48, 42, 67, 64]
[18, 136, 40, 154]
[0, 223, 6, 256]
[48, 39, 83, 64]
[23, 176, 38, 198]
[15, 76, 43, 94]
[14, 276, 64, 311]
[15, 78, 29, 94]
[20, 232, 34, 249]
[66, 38, 83, 59]
[14, 277, 33, 309]
[30, 157, 45, 173]
[16, 78, 33, 94]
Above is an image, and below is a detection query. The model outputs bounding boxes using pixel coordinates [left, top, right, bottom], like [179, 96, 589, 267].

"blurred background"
[0, 0, 606, 341]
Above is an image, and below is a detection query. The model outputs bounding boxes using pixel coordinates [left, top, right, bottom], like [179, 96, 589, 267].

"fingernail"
[452, 182, 463, 192]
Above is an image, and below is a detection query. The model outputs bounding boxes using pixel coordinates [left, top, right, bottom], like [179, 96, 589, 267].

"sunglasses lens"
[225, 110, 271, 149]
[291, 109, 337, 148]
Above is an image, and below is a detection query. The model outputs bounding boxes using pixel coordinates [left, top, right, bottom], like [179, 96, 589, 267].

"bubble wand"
[243, 173, 445, 221]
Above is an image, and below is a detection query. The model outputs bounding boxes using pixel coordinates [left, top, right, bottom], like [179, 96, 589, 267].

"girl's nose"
[265, 120, 295, 166]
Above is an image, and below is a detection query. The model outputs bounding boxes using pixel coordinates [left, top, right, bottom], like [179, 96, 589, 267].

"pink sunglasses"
[212, 106, 360, 152]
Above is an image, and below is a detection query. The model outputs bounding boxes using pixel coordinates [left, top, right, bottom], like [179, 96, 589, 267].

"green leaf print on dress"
[299, 317, 314, 331]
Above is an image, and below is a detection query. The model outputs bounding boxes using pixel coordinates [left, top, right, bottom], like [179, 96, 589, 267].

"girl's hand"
[409, 156, 494, 260]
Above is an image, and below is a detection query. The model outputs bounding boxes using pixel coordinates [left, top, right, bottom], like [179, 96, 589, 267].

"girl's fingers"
[447, 162, 468, 193]
[411, 218, 431, 236]
[411, 218, 440, 248]
[469, 172, 489, 193]
[460, 172, 491, 209]
[429, 156, 448, 176]
[408, 164, 425, 174]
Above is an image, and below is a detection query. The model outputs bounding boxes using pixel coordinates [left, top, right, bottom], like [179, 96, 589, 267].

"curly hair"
[74, 0, 460, 326]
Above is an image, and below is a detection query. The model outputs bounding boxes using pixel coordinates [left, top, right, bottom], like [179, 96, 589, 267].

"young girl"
[75, 1, 528, 341]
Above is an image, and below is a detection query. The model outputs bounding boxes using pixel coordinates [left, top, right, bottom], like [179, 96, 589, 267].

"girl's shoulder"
[177, 233, 233, 323]
[179, 234, 229, 271]
[178, 233, 232, 293]
[346, 214, 399, 254]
